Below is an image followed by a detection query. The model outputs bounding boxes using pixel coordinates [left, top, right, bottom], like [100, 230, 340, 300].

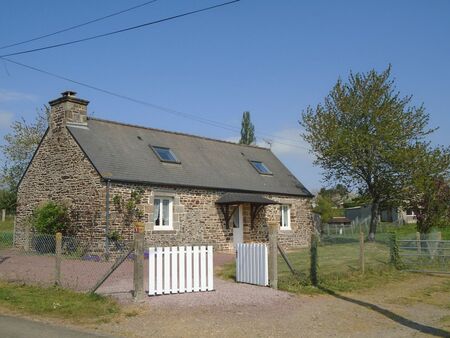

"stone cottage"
[15, 91, 314, 252]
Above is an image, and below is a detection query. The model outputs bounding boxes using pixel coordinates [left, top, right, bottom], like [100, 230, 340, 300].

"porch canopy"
[216, 192, 279, 229]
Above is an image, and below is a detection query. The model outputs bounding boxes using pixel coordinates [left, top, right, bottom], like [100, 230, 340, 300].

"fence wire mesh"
[397, 237, 450, 273]
[0, 232, 134, 292]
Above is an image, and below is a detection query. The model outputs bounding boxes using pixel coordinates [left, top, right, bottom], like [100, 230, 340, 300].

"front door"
[232, 205, 243, 249]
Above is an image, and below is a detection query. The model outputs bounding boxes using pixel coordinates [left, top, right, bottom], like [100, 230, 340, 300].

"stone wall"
[108, 183, 313, 251]
[15, 126, 105, 250]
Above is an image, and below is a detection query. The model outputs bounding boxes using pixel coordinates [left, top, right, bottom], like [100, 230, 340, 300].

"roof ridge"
[88, 117, 271, 150]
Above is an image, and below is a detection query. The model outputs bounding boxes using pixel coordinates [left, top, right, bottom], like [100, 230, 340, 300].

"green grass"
[0, 282, 120, 323]
[0, 215, 14, 232]
[218, 223, 450, 294]
[0, 215, 14, 248]
[217, 238, 409, 294]
[381, 222, 450, 240]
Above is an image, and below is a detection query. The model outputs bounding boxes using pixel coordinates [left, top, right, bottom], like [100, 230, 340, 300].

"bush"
[32, 201, 70, 235]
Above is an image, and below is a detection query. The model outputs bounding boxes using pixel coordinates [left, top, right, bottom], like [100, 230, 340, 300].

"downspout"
[105, 179, 111, 259]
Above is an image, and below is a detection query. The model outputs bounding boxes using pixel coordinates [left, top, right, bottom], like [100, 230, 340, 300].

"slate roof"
[67, 118, 312, 197]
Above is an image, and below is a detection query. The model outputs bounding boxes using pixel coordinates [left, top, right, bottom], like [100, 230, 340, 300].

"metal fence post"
[55, 232, 62, 286]
[133, 224, 145, 301]
[359, 232, 365, 274]
[268, 222, 278, 290]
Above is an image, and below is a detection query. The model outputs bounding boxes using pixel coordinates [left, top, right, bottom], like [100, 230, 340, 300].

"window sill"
[279, 228, 292, 231]
[152, 227, 174, 232]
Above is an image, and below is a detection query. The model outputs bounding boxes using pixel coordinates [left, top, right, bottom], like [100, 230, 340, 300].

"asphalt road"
[0, 315, 113, 338]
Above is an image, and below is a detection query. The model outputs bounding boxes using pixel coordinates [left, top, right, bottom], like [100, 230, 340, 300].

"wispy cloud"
[0, 111, 14, 129]
[0, 89, 37, 102]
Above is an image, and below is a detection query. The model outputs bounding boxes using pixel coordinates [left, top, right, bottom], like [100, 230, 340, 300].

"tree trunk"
[368, 200, 379, 241]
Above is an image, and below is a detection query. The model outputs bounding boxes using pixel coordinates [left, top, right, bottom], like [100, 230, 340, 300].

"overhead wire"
[0, 0, 160, 50]
[1, 57, 309, 151]
[0, 0, 241, 58]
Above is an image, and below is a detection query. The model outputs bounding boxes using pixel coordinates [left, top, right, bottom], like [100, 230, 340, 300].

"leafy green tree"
[401, 144, 450, 233]
[0, 107, 48, 208]
[301, 66, 434, 240]
[0, 189, 16, 214]
[239, 111, 255, 145]
[313, 195, 335, 223]
[319, 184, 349, 207]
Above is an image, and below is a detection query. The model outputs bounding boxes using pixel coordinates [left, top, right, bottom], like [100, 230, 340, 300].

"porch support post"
[268, 221, 278, 289]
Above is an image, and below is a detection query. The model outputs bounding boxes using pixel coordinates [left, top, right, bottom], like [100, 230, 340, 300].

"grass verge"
[0, 215, 14, 232]
[0, 282, 120, 323]
[217, 240, 409, 295]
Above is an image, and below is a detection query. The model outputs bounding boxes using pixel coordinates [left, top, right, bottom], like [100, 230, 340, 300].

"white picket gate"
[148, 245, 214, 296]
[236, 243, 268, 286]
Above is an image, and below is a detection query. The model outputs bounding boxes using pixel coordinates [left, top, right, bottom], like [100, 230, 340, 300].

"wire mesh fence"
[397, 236, 450, 274]
[0, 232, 134, 292]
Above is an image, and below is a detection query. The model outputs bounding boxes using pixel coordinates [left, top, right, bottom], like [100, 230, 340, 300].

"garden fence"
[394, 233, 449, 274]
[0, 231, 133, 292]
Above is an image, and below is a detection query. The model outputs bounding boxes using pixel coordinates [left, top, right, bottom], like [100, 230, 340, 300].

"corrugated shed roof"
[67, 118, 312, 197]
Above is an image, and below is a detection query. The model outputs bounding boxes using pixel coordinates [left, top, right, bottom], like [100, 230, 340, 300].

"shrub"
[32, 201, 70, 235]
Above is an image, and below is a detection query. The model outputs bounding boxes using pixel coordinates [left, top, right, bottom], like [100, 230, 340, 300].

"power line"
[0, 0, 240, 58]
[1, 57, 309, 151]
[0, 0, 160, 51]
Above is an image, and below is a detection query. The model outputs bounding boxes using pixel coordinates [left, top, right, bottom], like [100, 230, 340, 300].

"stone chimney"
[48, 91, 89, 132]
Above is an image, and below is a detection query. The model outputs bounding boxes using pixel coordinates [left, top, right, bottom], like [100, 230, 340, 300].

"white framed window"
[153, 197, 173, 230]
[280, 205, 291, 230]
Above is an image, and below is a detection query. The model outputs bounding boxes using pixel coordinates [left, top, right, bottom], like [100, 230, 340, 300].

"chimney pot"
[61, 90, 77, 98]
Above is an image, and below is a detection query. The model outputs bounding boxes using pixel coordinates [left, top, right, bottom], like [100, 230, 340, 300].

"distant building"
[345, 205, 416, 224]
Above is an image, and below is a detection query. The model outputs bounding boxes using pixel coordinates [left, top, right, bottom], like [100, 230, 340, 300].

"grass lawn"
[218, 222, 450, 294]
[0, 282, 120, 323]
[219, 227, 415, 293]
[218, 238, 409, 294]
[0, 215, 14, 232]
[0, 215, 14, 248]
[382, 222, 450, 240]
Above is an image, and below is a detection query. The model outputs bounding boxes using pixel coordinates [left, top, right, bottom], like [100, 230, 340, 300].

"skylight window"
[151, 146, 179, 163]
[250, 160, 272, 175]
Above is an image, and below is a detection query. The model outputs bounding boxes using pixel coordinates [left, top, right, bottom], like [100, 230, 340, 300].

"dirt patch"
[92, 274, 450, 338]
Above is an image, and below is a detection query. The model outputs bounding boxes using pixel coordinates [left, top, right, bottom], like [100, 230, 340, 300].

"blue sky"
[1, 0, 449, 192]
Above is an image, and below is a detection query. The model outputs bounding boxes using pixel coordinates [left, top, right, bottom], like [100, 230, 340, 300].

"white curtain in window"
[162, 199, 170, 225]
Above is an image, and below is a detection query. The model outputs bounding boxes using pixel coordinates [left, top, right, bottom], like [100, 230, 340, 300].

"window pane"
[162, 199, 170, 226]
[154, 199, 161, 225]
[154, 147, 178, 162]
[281, 206, 289, 228]
[251, 161, 271, 174]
